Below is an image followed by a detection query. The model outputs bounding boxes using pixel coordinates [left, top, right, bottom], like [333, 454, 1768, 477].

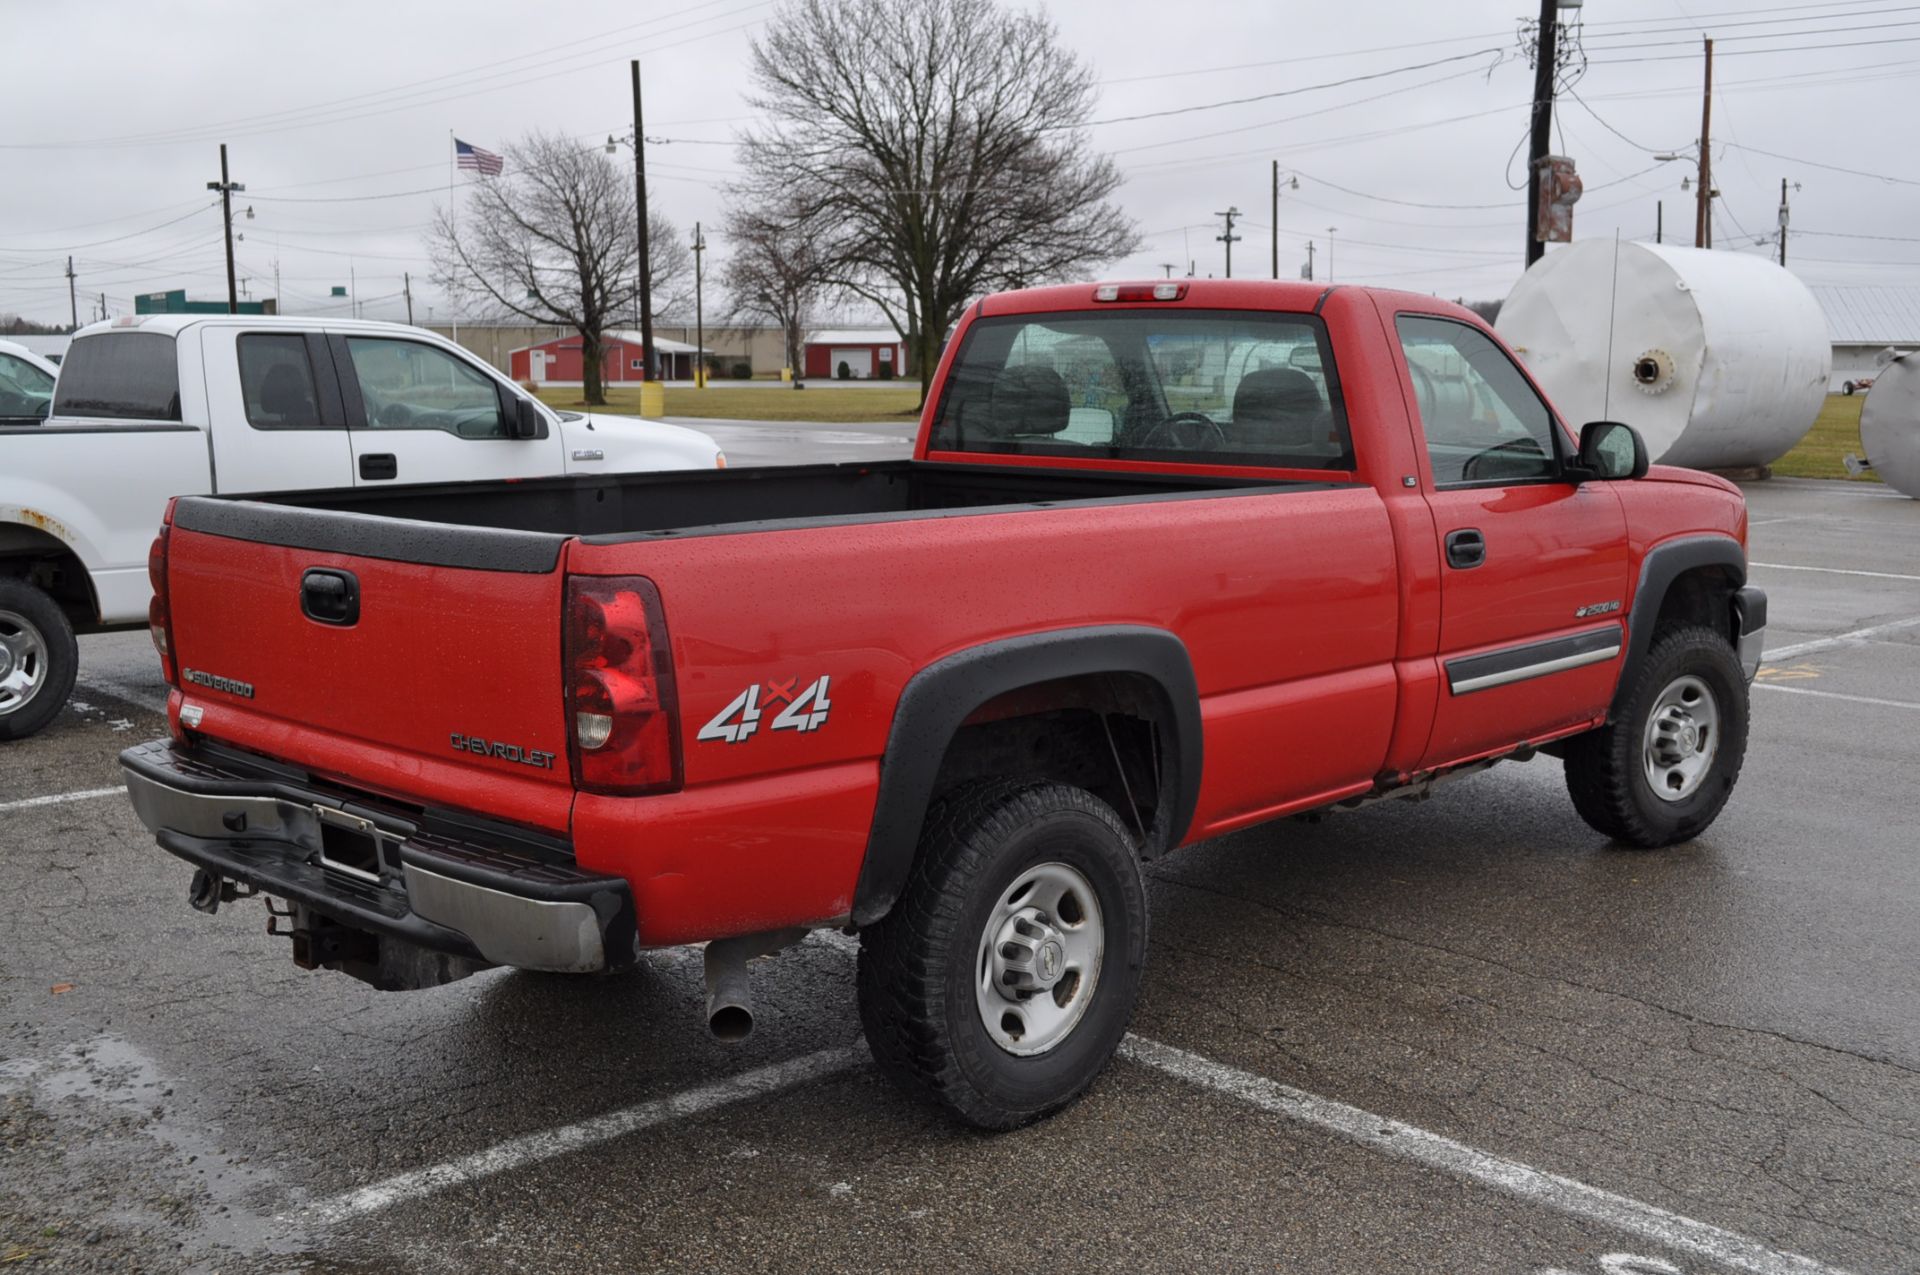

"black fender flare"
[1614, 534, 1746, 712]
[850, 625, 1202, 926]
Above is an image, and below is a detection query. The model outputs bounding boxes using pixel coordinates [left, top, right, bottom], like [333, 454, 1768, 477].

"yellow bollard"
[638, 381, 665, 419]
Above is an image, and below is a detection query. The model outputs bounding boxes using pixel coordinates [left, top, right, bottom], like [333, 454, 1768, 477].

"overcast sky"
[3, 0, 1912, 328]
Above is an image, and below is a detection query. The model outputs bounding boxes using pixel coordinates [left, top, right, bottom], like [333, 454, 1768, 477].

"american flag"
[454, 138, 503, 177]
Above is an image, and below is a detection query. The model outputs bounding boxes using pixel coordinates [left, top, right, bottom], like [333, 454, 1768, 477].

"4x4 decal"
[698, 675, 832, 744]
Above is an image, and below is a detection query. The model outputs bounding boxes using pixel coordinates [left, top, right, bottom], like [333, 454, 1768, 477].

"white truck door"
[330, 332, 564, 486]
[202, 326, 356, 494]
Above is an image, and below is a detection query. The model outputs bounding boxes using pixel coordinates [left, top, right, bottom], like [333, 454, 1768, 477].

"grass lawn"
[1770, 393, 1879, 482]
[534, 383, 925, 424]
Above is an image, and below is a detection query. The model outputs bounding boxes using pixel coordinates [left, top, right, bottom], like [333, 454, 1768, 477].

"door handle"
[1445, 528, 1486, 569]
[359, 453, 397, 481]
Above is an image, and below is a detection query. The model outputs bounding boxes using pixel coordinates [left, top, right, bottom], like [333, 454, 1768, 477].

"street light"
[1327, 226, 1338, 284]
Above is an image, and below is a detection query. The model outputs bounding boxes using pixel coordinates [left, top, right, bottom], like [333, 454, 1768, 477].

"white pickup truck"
[0, 314, 724, 739]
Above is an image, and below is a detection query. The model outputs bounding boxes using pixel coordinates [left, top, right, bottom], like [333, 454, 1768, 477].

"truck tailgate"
[165, 498, 575, 833]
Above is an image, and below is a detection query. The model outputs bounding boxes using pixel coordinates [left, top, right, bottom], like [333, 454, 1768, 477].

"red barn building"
[803, 329, 903, 380]
[507, 331, 706, 384]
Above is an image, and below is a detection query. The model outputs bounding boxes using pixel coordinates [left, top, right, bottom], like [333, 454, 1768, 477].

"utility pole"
[1778, 178, 1794, 267]
[631, 60, 657, 382]
[97, 292, 106, 322]
[65, 256, 77, 331]
[1656, 201, 1663, 244]
[1158, 262, 1178, 278]
[1214, 206, 1241, 279]
[404, 272, 414, 324]
[1272, 163, 1280, 279]
[1327, 227, 1338, 284]
[206, 143, 244, 315]
[1695, 37, 1713, 249]
[691, 221, 707, 389]
[1524, 0, 1560, 266]
[1304, 240, 1315, 282]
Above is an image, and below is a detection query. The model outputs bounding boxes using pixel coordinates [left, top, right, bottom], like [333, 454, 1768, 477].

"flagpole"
[448, 130, 459, 343]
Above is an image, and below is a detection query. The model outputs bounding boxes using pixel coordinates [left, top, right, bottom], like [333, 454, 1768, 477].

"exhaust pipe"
[702, 928, 807, 1043]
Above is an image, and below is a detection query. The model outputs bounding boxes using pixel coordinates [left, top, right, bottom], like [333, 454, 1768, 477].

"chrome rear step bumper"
[119, 739, 637, 976]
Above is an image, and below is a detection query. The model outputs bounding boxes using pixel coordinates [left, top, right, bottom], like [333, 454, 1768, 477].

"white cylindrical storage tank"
[1859, 353, 1920, 498]
[1497, 240, 1830, 470]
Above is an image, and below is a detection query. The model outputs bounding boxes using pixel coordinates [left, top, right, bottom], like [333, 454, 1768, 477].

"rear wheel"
[857, 780, 1147, 1130]
[1564, 624, 1749, 847]
[0, 578, 77, 741]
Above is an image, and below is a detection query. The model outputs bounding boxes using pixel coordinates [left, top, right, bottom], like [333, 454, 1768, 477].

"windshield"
[928, 309, 1352, 470]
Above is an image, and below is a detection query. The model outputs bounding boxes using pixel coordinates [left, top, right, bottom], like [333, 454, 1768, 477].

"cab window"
[237, 334, 323, 429]
[343, 337, 506, 438]
[50, 333, 180, 421]
[929, 309, 1352, 470]
[0, 353, 54, 421]
[1395, 315, 1560, 486]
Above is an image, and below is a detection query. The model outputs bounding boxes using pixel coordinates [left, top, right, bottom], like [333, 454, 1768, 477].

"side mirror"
[1569, 420, 1648, 482]
[508, 393, 546, 440]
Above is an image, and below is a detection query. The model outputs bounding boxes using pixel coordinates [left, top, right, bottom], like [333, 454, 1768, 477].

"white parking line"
[0, 786, 122, 813]
[1121, 1036, 1853, 1275]
[300, 1047, 858, 1225]
[1756, 683, 1920, 712]
[1764, 614, 1920, 661]
[1751, 562, 1920, 584]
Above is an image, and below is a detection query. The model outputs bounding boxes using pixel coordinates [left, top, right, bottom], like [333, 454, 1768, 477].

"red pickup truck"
[122, 280, 1765, 1128]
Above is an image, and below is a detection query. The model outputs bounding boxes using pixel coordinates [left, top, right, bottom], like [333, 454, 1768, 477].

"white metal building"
[1810, 286, 1920, 393]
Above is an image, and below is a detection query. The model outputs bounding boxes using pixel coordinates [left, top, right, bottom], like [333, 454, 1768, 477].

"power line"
[1722, 141, 1920, 186]
[1074, 47, 1506, 129]
[1590, 33, 1920, 62]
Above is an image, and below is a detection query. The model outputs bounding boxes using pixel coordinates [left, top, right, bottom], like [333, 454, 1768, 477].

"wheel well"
[1652, 565, 1740, 642]
[0, 525, 97, 626]
[929, 672, 1172, 856]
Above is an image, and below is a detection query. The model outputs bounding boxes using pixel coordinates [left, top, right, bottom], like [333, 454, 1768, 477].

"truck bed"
[198, 459, 1320, 546]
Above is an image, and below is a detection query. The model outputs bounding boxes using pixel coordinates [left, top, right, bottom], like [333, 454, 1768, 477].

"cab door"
[202, 327, 356, 494]
[330, 332, 562, 486]
[1394, 313, 1631, 766]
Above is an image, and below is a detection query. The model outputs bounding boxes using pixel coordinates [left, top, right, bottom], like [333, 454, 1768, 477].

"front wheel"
[0, 578, 78, 741]
[1564, 624, 1749, 847]
[857, 780, 1147, 1130]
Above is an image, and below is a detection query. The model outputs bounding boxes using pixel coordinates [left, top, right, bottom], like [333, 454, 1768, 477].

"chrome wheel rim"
[0, 608, 48, 718]
[975, 861, 1105, 1057]
[1643, 674, 1720, 803]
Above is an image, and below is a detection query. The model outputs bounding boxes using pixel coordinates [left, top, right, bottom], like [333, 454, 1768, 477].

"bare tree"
[721, 202, 827, 388]
[736, 0, 1139, 402]
[429, 131, 690, 405]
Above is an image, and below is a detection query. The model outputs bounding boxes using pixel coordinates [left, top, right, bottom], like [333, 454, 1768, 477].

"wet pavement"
[1, 452, 1915, 1273]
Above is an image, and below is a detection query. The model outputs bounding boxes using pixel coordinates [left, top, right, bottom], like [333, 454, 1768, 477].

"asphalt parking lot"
[2, 435, 1916, 1274]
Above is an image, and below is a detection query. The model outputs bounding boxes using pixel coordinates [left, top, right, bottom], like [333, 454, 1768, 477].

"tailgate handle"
[301, 568, 360, 626]
[359, 453, 397, 481]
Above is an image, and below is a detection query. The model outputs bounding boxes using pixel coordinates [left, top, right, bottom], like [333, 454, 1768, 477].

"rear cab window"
[929, 308, 1353, 472]
[50, 332, 181, 421]
[237, 333, 327, 429]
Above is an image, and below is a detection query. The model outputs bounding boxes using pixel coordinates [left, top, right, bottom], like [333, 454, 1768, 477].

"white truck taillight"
[564, 575, 681, 795]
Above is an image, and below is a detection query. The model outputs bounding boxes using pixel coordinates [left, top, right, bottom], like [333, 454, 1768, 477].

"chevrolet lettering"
[449, 733, 557, 770]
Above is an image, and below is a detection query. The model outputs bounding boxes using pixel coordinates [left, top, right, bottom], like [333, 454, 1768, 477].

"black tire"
[0, 578, 78, 742]
[1843, 382, 1856, 396]
[856, 779, 1148, 1130]
[1564, 624, 1749, 847]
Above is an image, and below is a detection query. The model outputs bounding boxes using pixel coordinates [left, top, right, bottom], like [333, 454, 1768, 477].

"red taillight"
[148, 518, 176, 686]
[564, 575, 680, 795]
